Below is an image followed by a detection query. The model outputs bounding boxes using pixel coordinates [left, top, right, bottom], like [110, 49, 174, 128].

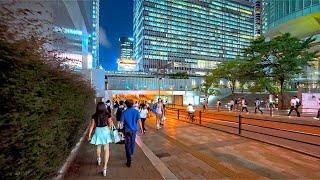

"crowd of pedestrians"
[87, 98, 167, 176]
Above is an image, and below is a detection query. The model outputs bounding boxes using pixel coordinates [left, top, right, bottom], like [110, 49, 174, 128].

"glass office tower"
[118, 37, 138, 71]
[133, 0, 255, 75]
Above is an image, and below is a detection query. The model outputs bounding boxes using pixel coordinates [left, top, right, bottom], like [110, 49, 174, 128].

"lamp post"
[158, 77, 162, 99]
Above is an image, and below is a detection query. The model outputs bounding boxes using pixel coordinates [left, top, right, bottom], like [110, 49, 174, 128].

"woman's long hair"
[94, 102, 110, 126]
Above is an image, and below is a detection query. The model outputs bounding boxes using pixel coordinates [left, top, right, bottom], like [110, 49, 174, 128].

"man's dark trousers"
[288, 106, 300, 117]
[125, 131, 136, 165]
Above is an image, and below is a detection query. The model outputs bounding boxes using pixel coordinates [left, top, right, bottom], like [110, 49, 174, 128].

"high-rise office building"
[117, 37, 138, 71]
[262, 0, 320, 84]
[120, 37, 134, 60]
[6, 0, 99, 70]
[92, 0, 100, 69]
[253, 0, 262, 36]
[133, 0, 255, 75]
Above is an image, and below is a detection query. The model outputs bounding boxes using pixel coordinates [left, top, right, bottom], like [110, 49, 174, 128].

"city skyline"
[100, 0, 133, 71]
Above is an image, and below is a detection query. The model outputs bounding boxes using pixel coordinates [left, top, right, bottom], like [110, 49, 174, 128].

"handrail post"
[238, 115, 241, 134]
[199, 111, 202, 124]
[178, 109, 180, 120]
[270, 106, 272, 116]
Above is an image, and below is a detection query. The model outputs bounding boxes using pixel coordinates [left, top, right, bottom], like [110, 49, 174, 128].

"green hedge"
[0, 39, 95, 179]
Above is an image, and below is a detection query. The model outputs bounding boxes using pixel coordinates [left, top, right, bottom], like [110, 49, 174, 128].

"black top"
[92, 112, 111, 127]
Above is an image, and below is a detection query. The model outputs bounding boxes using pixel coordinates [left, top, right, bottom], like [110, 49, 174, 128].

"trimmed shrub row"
[0, 39, 95, 179]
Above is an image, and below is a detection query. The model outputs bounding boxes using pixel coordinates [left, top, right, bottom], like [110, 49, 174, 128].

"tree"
[245, 33, 317, 109]
[206, 60, 251, 94]
[193, 75, 221, 101]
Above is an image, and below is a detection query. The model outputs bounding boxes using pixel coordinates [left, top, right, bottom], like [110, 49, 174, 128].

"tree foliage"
[203, 33, 316, 109]
[245, 33, 316, 108]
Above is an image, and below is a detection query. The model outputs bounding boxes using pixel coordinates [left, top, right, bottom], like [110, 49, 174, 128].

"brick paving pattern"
[64, 113, 320, 179]
[64, 141, 162, 179]
[141, 115, 320, 179]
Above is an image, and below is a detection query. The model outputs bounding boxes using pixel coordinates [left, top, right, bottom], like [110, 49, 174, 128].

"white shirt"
[230, 100, 235, 105]
[187, 105, 195, 113]
[140, 109, 148, 118]
[241, 99, 247, 107]
[290, 98, 297, 106]
[134, 103, 139, 110]
[156, 102, 163, 114]
[255, 100, 261, 107]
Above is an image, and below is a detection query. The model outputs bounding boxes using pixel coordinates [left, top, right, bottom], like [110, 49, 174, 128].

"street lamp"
[158, 77, 162, 99]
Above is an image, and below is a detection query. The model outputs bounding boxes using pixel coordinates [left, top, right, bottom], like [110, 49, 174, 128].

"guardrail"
[165, 107, 320, 158]
[166, 104, 319, 117]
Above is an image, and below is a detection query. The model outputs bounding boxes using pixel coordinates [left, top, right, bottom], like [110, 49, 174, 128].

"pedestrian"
[314, 99, 320, 120]
[288, 96, 301, 117]
[216, 99, 221, 111]
[140, 104, 148, 133]
[88, 102, 114, 176]
[237, 97, 241, 111]
[105, 100, 112, 114]
[254, 98, 263, 114]
[241, 97, 249, 112]
[114, 101, 119, 109]
[314, 109, 320, 120]
[120, 99, 143, 167]
[153, 98, 164, 130]
[229, 99, 235, 111]
[187, 103, 195, 122]
[115, 100, 125, 144]
[134, 101, 139, 110]
[202, 100, 208, 111]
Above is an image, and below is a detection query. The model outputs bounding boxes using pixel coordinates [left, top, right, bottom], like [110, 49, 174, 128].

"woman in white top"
[155, 98, 163, 130]
[140, 105, 148, 133]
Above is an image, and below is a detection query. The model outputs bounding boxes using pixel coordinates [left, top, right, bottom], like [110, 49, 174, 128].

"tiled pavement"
[141, 116, 320, 179]
[64, 140, 162, 179]
[65, 115, 320, 179]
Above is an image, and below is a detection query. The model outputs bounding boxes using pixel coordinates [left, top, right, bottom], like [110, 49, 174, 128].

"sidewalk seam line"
[136, 135, 178, 180]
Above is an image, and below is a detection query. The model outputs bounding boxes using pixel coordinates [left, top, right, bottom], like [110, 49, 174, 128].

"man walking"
[288, 96, 300, 117]
[241, 97, 249, 113]
[254, 98, 263, 114]
[120, 99, 143, 167]
[154, 98, 164, 130]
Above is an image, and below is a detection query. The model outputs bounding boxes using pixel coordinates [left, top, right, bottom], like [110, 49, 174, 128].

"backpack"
[296, 100, 301, 107]
[152, 103, 157, 113]
[116, 107, 124, 121]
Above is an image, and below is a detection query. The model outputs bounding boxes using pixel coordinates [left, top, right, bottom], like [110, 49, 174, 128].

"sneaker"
[103, 169, 107, 176]
[313, 117, 319, 120]
[97, 157, 101, 166]
[126, 162, 131, 167]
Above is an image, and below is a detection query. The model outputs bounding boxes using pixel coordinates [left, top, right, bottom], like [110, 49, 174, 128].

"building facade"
[117, 37, 138, 71]
[9, 0, 100, 70]
[262, 0, 320, 85]
[133, 0, 255, 75]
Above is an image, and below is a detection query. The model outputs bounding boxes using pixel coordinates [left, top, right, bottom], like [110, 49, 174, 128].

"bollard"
[238, 115, 242, 134]
[199, 111, 202, 124]
[178, 109, 180, 120]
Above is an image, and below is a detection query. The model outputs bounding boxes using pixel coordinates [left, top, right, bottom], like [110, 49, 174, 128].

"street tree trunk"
[279, 79, 285, 110]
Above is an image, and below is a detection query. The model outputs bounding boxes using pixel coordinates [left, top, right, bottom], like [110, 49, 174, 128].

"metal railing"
[165, 107, 320, 158]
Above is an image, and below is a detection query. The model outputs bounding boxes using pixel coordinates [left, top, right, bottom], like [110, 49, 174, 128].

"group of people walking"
[220, 97, 263, 114]
[87, 98, 166, 176]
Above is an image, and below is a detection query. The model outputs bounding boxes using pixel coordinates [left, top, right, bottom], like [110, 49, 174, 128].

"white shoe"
[313, 117, 319, 120]
[97, 157, 101, 166]
[103, 169, 107, 176]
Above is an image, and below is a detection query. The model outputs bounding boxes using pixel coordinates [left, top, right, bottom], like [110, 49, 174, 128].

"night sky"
[99, 0, 133, 71]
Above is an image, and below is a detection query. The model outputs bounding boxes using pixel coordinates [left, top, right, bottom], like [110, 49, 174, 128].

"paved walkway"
[141, 115, 320, 179]
[65, 115, 320, 179]
[64, 140, 162, 179]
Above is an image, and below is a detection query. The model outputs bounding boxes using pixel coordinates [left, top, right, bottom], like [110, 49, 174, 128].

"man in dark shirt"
[120, 99, 143, 167]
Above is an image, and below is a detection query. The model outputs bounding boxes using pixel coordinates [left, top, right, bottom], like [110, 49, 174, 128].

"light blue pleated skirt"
[90, 126, 113, 145]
